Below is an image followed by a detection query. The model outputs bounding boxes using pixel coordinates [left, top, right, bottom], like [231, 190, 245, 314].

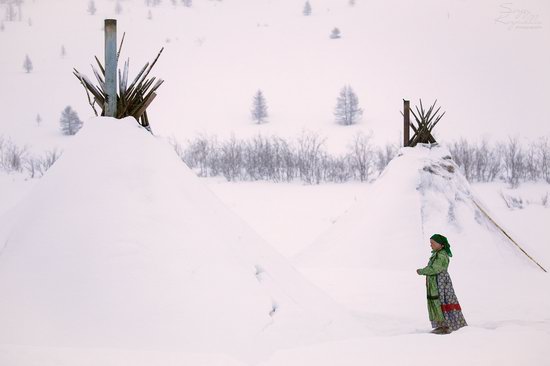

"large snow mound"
[0, 117, 360, 362]
[297, 144, 543, 271]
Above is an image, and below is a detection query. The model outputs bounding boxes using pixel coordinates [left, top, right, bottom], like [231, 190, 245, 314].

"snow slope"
[0, 117, 361, 363]
[0, 146, 549, 365]
[297, 144, 544, 271]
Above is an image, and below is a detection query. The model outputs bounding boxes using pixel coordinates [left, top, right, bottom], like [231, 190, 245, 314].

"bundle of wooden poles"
[403, 99, 446, 147]
[73, 32, 164, 132]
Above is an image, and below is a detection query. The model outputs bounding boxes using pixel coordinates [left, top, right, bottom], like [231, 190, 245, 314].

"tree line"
[2, 133, 549, 187]
[171, 132, 393, 184]
[172, 134, 550, 186]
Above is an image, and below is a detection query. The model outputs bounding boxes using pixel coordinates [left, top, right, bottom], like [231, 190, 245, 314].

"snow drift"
[0, 117, 359, 362]
[297, 144, 544, 271]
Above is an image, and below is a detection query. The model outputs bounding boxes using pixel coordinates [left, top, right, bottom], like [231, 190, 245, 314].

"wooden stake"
[403, 99, 410, 147]
[104, 19, 118, 117]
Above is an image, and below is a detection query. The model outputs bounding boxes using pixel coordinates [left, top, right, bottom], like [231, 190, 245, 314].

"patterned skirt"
[431, 271, 467, 331]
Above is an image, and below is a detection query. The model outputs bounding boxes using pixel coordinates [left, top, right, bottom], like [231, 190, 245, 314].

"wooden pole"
[472, 199, 547, 272]
[104, 19, 118, 117]
[403, 99, 410, 147]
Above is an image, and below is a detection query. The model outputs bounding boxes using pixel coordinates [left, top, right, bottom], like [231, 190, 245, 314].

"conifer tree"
[23, 54, 33, 73]
[334, 85, 362, 125]
[59, 106, 83, 135]
[330, 27, 341, 39]
[303, 1, 312, 16]
[251, 90, 269, 124]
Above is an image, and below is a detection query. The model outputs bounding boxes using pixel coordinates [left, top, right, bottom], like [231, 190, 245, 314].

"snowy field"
[1, 133, 549, 365]
[1, 0, 549, 364]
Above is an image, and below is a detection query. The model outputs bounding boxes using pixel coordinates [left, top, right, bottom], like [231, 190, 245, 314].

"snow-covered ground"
[1, 0, 549, 364]
[1, 128, 549, 365]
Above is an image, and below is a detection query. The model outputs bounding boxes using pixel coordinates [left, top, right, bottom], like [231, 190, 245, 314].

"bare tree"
[539, 137, 550, 183]
[296, 131, 326, 184]
[220, 135, 243, 181]
[348, 132, 375, 181]
[376, 143, 397, 173]
[449, 139, 474, 181]
[15, 0, 22, 21]
[4, 2, 15, 21]
[524, 143, 540, 182]
[0, 137, 27, 173]
[500, 136, 525, 188]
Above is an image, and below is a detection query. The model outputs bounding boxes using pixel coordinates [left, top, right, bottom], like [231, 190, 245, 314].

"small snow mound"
[297, 144, 541, 271]
[0, 117, 360, 362]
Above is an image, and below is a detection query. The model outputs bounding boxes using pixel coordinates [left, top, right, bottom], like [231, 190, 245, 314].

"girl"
[417, 234, 467, 334]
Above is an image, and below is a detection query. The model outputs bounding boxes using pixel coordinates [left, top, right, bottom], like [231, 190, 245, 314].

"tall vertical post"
[104, 19, 118, 117]
[403, 99, 410, 147]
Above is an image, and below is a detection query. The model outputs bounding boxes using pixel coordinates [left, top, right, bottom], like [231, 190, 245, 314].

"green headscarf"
[430, 234, 453, 257]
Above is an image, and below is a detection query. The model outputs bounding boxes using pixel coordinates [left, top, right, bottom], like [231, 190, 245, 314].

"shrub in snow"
[0, 137, 27, 173]
[376, 143, 398, 173]
[4, 2, 16, 22]
[539, 137, 550, 183]
[173, 133, 389, 184]
[251, 90, 269, 124]
[330, 27, 341, 39]
[25, 149, 62, 178]
[303, 1, 312, 16]
[334, 85, 362, 126]
[182, 0, 192, 7]
[59, 106, 83, 136]
[87, 0, 97, 15]
[347, 132, 375, 182]
[173, 135, 549, 185]
[500, 192, 524, 210]
[0, 21, 5, 31]
[115, 1, 123, 15]
[449, 139, 500, 183]
[500, 137, 525, 188]
[22, 54, 33, 73]
[220, 135, 244, 181]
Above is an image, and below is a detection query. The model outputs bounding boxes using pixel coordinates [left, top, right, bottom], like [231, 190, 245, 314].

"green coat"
[417, 250, 449, 322]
